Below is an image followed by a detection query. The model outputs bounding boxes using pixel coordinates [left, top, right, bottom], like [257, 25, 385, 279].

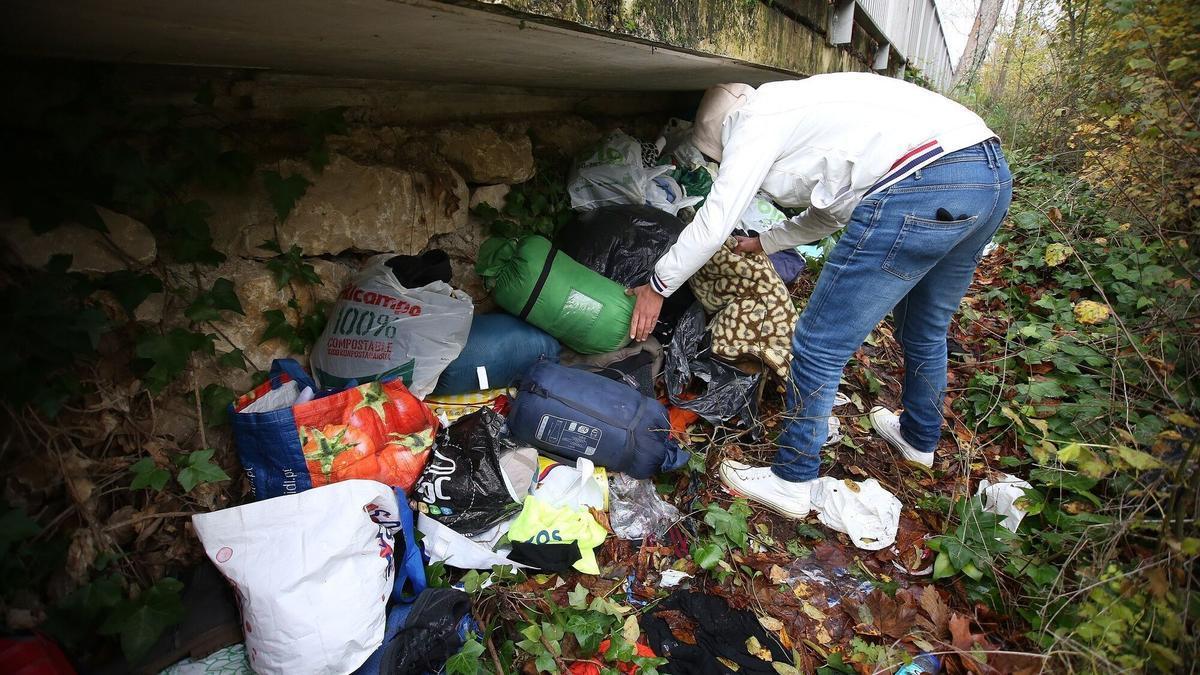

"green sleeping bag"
[476, 235, 633, 355]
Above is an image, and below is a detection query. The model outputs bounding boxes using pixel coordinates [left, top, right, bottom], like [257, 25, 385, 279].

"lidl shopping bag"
[230, 359, 439, 498]
[312, 254, 474, 398]
[192, 480, 423, 675]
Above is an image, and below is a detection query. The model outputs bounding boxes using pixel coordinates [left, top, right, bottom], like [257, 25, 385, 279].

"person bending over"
[628, 74, 1011, 518]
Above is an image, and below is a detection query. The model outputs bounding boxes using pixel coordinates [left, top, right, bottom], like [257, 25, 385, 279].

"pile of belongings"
[169, 119, 892, 675]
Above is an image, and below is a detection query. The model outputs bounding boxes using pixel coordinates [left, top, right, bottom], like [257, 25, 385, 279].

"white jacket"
[649, 73, 996, 297]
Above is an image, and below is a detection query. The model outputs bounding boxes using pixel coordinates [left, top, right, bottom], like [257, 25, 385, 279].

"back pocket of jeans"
[882, 214, 978, 280]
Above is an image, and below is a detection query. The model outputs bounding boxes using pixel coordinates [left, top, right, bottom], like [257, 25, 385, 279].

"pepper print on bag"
[295, 380, 438, 492]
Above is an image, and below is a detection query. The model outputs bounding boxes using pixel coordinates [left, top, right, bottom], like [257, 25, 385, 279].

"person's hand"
[734, 235, 763, 255]
[626, 284, 665, 342]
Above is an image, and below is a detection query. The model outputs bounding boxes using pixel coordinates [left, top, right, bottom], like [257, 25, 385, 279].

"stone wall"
[2, 67, 682, 445]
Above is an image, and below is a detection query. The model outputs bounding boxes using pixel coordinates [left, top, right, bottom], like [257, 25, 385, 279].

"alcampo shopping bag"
[311, 254, 475, 398]
[230, 359, 439, 499]
[192, 480, 422, 675]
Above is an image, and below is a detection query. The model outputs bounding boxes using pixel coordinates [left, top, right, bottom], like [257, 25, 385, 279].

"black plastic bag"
[381, 588, 471, 675]
[665, 302, 761, 427]
[556, 204, 695, 340]
[412, 408, 518, 536]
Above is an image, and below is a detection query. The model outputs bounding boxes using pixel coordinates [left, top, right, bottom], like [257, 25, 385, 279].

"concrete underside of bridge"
[0, 0, 888, 92]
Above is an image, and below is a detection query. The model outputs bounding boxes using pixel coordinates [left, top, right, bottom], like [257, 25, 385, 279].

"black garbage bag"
[641, 591, 791, 675]
[665, 302, 761, 427]
[557, 204, 684, 287]
[556, 204, 695, 340]
[381, 588, 472, 675]
[411, 408, 519, 536]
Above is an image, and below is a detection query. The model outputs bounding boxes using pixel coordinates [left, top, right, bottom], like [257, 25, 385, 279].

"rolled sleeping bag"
[476, 236, 633, 355]
[433, 313, 560, 395]
[507, 361, 689, 479]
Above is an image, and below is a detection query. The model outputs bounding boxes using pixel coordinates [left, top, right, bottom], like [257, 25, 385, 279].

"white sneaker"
[869, 406, 934, 468]
[718, 460, 813, 519]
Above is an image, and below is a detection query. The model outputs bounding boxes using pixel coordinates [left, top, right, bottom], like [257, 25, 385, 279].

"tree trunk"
[992, 0, 1027, 97]
[951, 0, 1006, 90]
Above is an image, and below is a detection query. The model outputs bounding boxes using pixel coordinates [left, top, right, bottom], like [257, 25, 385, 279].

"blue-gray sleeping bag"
[507, 361, 689, 478]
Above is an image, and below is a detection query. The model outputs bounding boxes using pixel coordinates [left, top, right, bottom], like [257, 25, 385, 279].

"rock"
[423, 211, 496, 314]
[469, 184, 510, 212]
[204, 154, 468, 258]
[436, 125, 535, 184]
[529, 115, 602, 158]
[1, 207, 157, 274]
[202, 257, 356, 391]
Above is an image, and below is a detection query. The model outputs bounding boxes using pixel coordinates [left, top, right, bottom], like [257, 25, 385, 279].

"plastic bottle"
[895, 652, 942, 674]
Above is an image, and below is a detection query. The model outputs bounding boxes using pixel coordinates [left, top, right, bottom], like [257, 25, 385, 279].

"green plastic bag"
[476, 235, 633, 355]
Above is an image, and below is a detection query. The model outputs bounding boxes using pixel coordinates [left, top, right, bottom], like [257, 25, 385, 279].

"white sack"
[191, 480, 402, 675]
[810, 477, 902, 551]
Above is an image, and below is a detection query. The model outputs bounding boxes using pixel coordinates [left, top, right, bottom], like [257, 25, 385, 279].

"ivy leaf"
[176, 449, 230, 492]
[444, 634, 486, 675]
[159, 200, 224, 266]
[129, 458, 170, 492]
[565, 612, 607, 654]
[690, 541, 725, 571]
[0, 507, 42, 559]
[98, 271, 163, 314]
[262, 170, 311, 223]
[567, 582, 589, 609]
[703, 500, 750, 549]
[200, 383, 236, 427]
[135, 328, 214, 393]
[103, 577, 184, 661]
[185, 278, 244, 322]
[217, 348, 248, 370]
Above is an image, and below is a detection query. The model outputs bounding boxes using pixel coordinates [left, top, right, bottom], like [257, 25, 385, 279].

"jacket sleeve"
[650, 113, 787, 297]
[757, 154, 861, 254]
[758, 208, 842, 253]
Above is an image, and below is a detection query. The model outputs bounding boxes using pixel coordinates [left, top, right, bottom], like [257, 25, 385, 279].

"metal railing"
[828, 0, 954, 89]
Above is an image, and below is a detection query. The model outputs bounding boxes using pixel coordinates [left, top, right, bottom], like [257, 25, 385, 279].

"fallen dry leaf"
[759, 616, 784, 632]
[717, 656, 741, 671]
[768, 564, 789, 584]
[655, 609, 698, 645]
[800, 602, 827, 621]
[917, 586, 951, 638]
[746, 636, 773, 662]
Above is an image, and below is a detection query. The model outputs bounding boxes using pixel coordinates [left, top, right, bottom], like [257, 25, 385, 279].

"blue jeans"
[773, 138, 1012, 482]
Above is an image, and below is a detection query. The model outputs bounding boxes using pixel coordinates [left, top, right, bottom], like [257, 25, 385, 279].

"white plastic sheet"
[976, 473, 1033, 532]
[416, 513, 527, 570]
[191, 480, 402, 675]
[810, 477, 902, 551]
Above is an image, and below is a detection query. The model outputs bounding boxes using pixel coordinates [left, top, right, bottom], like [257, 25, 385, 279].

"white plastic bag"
[976, 473, 1033, 532]
[191, 480, 402, 675]
[530, 457, 607, 510]
[810, 477, 902, 551]
[311, 254, 474, 398]
[739, 193, 787, 234]
[568, 131, 673, 211]
[646, 175, 703, 216]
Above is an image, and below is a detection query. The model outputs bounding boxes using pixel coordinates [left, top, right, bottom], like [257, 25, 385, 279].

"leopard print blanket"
[687, 238, 797, 380]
